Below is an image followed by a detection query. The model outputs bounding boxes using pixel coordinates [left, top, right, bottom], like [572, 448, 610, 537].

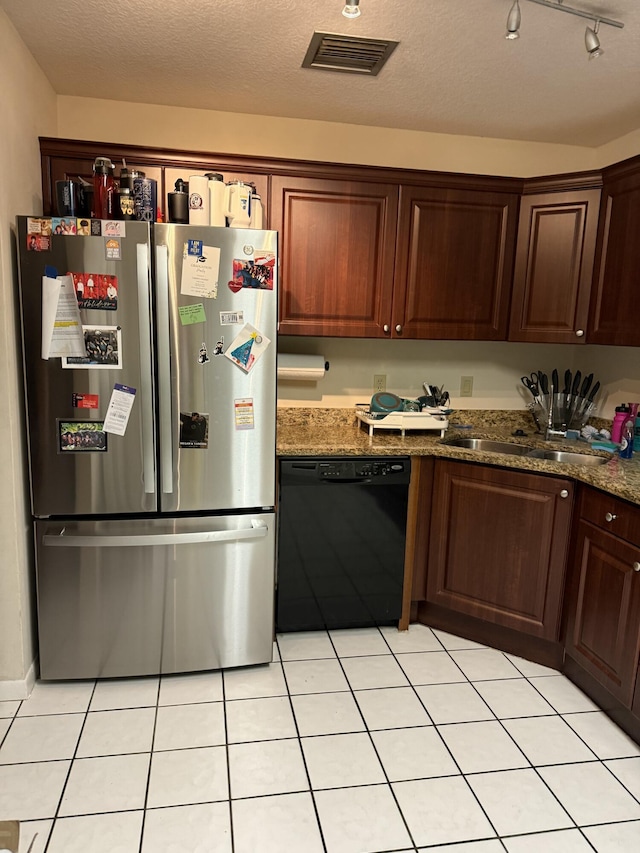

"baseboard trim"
[0, 658, 38, 701]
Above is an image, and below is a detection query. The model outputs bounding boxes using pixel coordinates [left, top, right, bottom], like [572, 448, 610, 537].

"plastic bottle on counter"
[611, 405, 630, 444]
[634, 413, 640, 452]
[619, 418, 634, 459]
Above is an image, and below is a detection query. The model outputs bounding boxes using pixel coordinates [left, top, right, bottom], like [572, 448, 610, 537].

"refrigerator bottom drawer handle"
[43, 521, 268, 548]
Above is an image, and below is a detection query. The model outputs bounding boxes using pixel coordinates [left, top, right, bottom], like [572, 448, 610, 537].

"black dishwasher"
[276, 457, 411, 632]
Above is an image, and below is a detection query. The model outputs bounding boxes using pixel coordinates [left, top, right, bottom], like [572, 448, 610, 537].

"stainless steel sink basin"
[442, 438, 534, 456]
[443, 437, 610, 466]
[526, 449, 610, 466]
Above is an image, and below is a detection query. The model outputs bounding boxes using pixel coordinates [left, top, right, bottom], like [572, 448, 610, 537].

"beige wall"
[57, 96, 602, 178]
[277, 337, 640, 421]
[0, 9, 57, 689]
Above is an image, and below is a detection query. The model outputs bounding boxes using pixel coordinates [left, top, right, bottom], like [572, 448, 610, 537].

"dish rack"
[355, 405, 449, 437]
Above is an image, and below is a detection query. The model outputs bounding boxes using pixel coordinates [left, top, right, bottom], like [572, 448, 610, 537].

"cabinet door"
[509, 190, 600, 344]
[271, 176, 398, 337]
[427, 461, 573, 639]
[589, 166, 640, 346]
[565, 521, 640, 707]
[392, 186, 518, 340]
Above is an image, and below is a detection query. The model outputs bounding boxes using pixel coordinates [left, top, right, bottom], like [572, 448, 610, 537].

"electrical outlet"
[373, 374, 386, 393]
[460, 375, 474, 397]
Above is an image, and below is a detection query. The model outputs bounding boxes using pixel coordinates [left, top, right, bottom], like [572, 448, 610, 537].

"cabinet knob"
[383, 324, 390, 334]
[395, 324, 402, 334]
[559, 489, 569, 498]
[605, 512, 617, 522]
[634, 562, 640, 572]
[575, 329, 584, 337]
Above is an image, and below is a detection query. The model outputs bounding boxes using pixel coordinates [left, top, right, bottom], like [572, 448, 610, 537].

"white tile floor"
[1, 625, 640, 852]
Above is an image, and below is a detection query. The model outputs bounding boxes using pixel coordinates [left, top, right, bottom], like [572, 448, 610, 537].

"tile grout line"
[276, 633, 330, 853]
[221, 668, 237, 853]
[44, 679, 99, 853]
[384, 631, 511, 849]
[136, 677, 161, 853]
[326, 627, 421, 852]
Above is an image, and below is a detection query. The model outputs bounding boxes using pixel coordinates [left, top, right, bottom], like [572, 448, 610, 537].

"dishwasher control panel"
[281, 457, 411, 486]
[319, 460, 407, 478]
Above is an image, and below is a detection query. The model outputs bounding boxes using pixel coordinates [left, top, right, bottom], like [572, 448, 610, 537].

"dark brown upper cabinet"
[271, 175, 398, 337]
[509, 184, 600, 344]
[392, 186, 518, 340]
[589, 158, 640, 347]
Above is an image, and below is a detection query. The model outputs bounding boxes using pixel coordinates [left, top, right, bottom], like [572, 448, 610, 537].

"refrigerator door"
[35, 513, 275, 679]
[16, 218, 156, 516]
[154, 224, 277, 513]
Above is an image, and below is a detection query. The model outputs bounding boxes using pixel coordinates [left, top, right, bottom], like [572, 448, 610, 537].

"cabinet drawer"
[579, 488, 640, 547]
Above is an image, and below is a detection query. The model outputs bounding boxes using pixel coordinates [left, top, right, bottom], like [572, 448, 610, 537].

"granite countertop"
[276, 408, 640, 507]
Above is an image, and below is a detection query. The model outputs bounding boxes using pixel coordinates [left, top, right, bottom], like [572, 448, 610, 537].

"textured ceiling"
[1, 0, 638, 146]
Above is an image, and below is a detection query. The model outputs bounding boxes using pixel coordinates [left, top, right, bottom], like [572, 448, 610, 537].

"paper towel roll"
[277, 353, 327, 381]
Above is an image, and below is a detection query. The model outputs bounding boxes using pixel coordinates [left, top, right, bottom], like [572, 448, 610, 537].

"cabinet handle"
[560, 489, 569, 499]
[383, 324, 390, 334]
[395, 324, 402, 334]
[575, 329, 584, 337]
[634, 562, 640, 572]
[605, 512, 617, 522]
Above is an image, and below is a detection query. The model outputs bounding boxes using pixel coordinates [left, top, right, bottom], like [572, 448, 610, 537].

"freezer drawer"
[35, 513, 275, 680]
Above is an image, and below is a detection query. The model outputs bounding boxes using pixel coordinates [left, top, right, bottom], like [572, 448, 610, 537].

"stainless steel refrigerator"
[16, 218, 278, 679]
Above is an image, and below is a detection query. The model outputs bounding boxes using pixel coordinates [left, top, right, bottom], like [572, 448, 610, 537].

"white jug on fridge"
[224, 181, 252, 228]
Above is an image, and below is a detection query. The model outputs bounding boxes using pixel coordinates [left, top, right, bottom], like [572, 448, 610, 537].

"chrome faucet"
[545, 384, 567, 441]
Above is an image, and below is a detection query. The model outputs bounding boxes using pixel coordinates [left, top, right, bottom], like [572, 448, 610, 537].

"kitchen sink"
[442, 438, 534, 456]
[526, 449, 610, 466]
[442, 437, 610, 466]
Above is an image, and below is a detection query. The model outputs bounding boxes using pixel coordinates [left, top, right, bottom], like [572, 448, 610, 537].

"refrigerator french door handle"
[155, 244, 174, 495]
[43, 519, 269, 548]
[136, 242, 156, 495]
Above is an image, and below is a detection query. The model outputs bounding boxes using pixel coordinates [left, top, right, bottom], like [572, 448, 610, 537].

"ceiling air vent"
[302, 32, 399, 76]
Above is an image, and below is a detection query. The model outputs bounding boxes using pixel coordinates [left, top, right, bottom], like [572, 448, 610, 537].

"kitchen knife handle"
[136, 242, 156, 495]
[155, 244, 174, 496]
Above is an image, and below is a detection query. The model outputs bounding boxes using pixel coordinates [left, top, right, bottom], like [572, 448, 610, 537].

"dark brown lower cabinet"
[564, 510, 640, 708]
[426, 460, 573, 641]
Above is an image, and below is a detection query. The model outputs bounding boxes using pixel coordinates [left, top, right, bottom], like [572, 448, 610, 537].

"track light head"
[585, 20, 603, 59]
[342, 0, 361, 19]
[506, 0, 521, 40]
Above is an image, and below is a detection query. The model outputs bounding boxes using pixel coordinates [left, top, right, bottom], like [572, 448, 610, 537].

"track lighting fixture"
[585, 20, 603, 60]
[342, 0, 361, 19]
[505, 0, 624, 57]
[506, 1, 521, 40]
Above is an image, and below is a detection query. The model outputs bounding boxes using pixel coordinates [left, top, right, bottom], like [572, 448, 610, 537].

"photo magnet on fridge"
[228, 253, 275, 292]
[27, 217, 52, 236]
[62, 326, 122, 369]
[58, 420, 107, 452]
[26, 234, 51, 252]
[52, 217, 77, 235]
[71, 273, 118, 311]
[179, 412, 209, 449]
[76, 219, 91, 236]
